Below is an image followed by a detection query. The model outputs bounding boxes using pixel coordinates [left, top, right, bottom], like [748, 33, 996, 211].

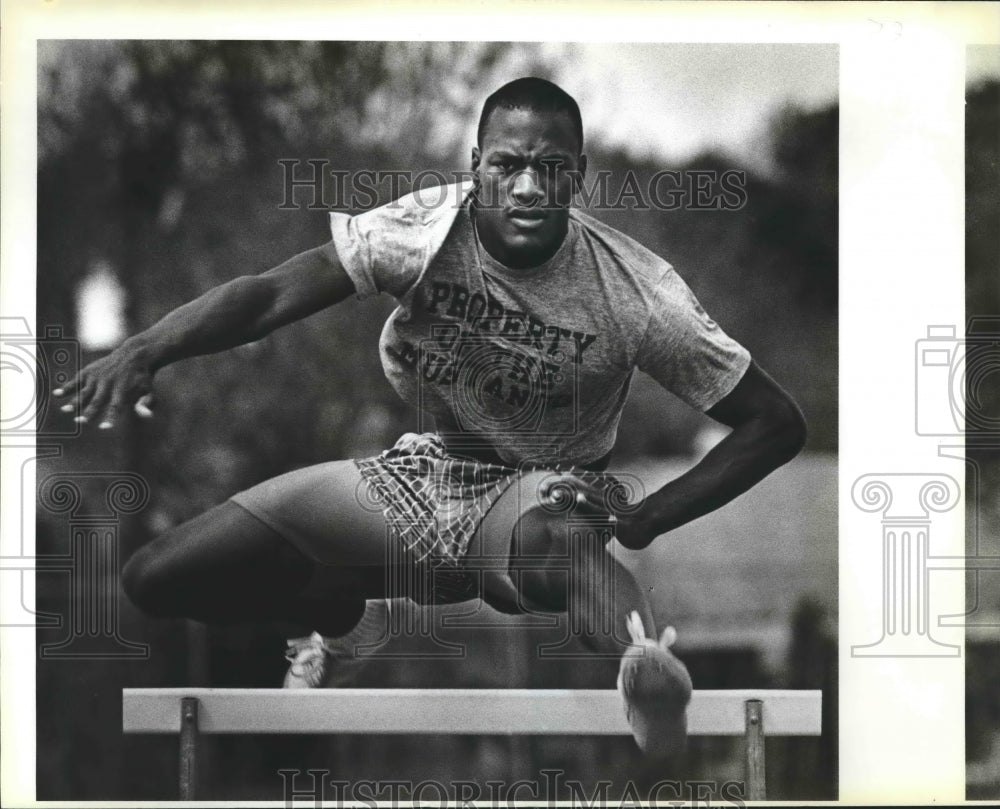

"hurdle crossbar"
[123, 688, 822, 800]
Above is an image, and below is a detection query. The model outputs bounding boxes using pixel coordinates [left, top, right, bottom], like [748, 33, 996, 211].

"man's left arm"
[613, 361, 807, 550]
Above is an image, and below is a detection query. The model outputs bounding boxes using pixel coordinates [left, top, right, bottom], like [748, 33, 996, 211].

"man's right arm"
[54, 241, 354, 429]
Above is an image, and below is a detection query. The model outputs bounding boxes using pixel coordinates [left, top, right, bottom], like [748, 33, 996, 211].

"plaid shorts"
[355, 433, 624, 605]
[355, 433, 518, 603]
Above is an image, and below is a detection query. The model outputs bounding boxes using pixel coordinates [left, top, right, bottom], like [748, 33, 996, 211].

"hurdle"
[123, 688, 822, 800]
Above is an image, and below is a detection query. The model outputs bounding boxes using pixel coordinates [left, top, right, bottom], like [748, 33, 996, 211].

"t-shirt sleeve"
[328, 182, 472, 301]
[327, 202, 425, 300]
[636, 269, 752, 411]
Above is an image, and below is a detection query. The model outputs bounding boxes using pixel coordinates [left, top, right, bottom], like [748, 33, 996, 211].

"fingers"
[52, 373, 81, 400]
[538, 474, 579, 506]
[95, 390, 155, 430]
[52, 349, 157, 430]
[57, 370, 97, 415]
[570, 486, 613, 517]
[55, 375, 83, 412]
[90, 390, 155, 430]
[97, 405, 120, 430]
[538, 474, 615, 519]
[57, 380, 155, 429]
[134, 393, 155, 419]
[79, 380, 109, 424]
[68, 377, 98, 420]
[98, 388, 126, 430]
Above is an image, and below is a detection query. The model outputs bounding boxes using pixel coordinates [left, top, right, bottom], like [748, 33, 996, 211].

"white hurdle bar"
[123, 688, 822, 800]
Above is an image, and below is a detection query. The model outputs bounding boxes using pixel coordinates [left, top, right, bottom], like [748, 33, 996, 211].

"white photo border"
[3, 0, 998, 805]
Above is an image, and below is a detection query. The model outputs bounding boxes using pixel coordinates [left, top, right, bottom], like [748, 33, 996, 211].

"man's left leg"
[506, 507, 693, 756]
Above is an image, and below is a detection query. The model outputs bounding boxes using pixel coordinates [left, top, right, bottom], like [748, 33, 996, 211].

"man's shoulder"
[375, 180, 474, 228]
[328, 181, 474, 299]
[569, 208, 675, 287]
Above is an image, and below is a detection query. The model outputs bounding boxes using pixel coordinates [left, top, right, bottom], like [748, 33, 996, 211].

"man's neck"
[471, 206, 570, 270]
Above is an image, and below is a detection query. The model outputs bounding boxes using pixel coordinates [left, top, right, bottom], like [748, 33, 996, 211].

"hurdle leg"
[179, 697, 199, 800]
[744, 698, 765, 800]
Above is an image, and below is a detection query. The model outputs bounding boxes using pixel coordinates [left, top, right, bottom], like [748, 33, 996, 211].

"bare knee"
[512, 507, 563, 555]
[508, 509, 573, 610]
[512, 507, 621, 608]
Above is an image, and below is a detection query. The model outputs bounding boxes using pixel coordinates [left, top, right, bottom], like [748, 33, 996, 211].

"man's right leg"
[122, 460, 396, 638]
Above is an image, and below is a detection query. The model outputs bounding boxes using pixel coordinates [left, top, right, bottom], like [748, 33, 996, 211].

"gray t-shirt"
[329, 182, 751, 466]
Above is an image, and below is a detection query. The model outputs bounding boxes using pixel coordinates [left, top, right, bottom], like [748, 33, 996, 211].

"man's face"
[472, 106, 586, 269]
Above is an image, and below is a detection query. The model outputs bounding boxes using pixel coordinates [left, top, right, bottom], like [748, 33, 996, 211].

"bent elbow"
[771, 400, 807, 463]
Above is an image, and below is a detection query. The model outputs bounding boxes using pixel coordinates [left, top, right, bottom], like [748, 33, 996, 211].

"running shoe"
[283, 599, 391, 689]
[617, 610, 693, 756]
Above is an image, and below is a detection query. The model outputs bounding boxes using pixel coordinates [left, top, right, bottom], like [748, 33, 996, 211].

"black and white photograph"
[0, 2, 995, 806]
[33, 37, 837, 802]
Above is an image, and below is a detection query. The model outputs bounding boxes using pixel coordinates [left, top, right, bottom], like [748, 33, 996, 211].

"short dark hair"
[477, 77, 584, 152]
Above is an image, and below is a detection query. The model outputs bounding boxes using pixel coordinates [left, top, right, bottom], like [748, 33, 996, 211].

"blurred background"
[964, 46, 1000, 802]
[34, 41, 841, 800]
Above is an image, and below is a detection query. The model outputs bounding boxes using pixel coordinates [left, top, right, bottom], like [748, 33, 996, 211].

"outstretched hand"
[538, 474, 661, 551]
[52, 341, 157, 430]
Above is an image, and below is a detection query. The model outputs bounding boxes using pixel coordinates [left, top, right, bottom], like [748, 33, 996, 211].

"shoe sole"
[618, 643, 692, 756]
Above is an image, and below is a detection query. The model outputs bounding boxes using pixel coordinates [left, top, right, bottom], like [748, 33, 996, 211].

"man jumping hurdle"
[54, 77, 806, 756]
